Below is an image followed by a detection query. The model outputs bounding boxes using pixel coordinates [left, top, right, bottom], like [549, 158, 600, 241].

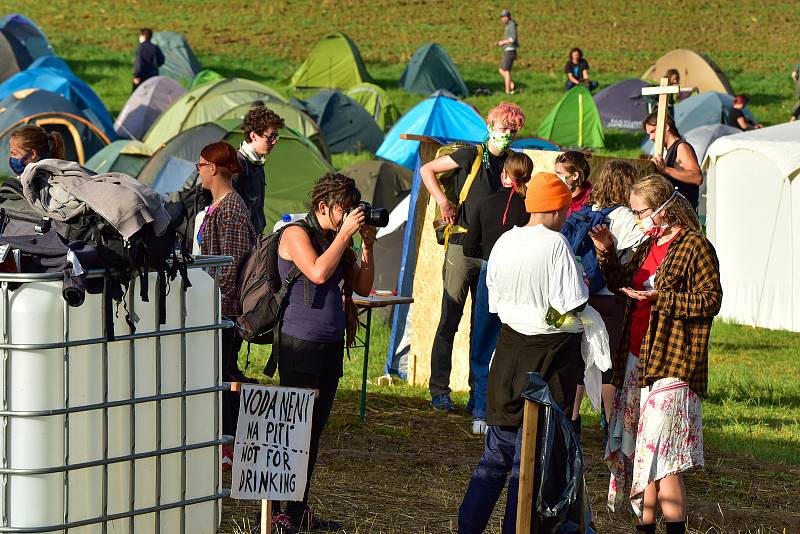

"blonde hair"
[631, 174, 700, 232]
[590, 160, 639, 208]
[503, 152, 533, 197]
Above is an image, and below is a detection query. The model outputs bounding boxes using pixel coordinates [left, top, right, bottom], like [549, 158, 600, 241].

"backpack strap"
[263, 263, 303, 377]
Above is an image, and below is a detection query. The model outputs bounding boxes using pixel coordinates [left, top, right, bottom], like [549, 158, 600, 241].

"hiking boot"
[430, 394, 456, 413]
[299, 507, 342, 531]
[471, 418, 487, 435]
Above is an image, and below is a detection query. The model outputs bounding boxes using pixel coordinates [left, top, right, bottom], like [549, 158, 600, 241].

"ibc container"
[0, 257, 230, 533]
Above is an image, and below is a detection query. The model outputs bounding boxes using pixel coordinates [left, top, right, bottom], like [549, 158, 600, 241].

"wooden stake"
[260, 500, 272, 534]
[516, 399, 540, 534]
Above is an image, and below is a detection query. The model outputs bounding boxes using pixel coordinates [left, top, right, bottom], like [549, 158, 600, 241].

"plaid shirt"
[200, 192, 257, 318]
[598, 229, 722, 396]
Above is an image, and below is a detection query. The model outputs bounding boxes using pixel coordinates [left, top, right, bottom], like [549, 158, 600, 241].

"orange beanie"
[525, 172, 572, 213]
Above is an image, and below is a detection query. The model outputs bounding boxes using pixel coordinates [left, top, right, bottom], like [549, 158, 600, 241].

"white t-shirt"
[593, 205, 647, 295]
[487, 224, 589, 335]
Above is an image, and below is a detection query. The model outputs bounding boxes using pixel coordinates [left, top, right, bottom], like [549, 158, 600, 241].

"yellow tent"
[642, 49, 734, 95]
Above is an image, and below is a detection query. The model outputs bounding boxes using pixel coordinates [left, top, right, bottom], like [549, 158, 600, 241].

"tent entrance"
[35, 117, 84, 163]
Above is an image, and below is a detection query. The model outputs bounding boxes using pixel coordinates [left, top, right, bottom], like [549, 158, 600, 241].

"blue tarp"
[0, 67, 115, 139]
[375, 95, 486, 169]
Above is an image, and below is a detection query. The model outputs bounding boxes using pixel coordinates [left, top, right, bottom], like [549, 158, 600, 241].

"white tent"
[703, 121, 800, 332]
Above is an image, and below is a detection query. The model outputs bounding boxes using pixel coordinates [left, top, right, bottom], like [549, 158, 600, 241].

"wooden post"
[516, 399, 541, 534]
[641, 77, 680, 157]
[260, 499, 272, 534]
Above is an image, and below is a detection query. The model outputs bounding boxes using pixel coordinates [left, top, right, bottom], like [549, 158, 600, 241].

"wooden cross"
[641, 77, 680, 157]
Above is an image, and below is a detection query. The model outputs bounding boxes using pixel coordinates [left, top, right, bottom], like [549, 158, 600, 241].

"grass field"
[4, 1, 800, 531]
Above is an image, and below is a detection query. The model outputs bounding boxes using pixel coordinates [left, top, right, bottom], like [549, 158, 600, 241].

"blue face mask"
[8, 151, 30, 176]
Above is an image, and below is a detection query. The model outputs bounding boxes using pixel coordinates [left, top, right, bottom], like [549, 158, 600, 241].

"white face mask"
[636, 190, 678, 238]
[139, 35, 146, 43]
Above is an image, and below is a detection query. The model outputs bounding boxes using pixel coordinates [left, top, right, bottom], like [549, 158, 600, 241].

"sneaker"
[430, 394, 456, 413]
[273, 513, 300, 534]
[471, 418, 487, 435]
[299, 507, 341, 531]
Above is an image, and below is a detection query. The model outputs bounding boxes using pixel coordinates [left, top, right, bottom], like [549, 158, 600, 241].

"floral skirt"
[605, 353, 640, 511]
[629, 377, 705, 518]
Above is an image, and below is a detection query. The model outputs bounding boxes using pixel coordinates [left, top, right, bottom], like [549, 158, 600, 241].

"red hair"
[200, 142, 242, 176]
[487, 101, 526, 130]
[733, 94, 748, 106]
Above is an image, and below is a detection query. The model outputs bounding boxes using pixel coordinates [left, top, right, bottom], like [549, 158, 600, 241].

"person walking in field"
[132, 28, 164, 91]
[495, 9, 518, 95]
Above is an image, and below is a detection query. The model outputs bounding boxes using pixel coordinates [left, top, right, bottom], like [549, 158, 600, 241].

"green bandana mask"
[488, 131, 513, 152]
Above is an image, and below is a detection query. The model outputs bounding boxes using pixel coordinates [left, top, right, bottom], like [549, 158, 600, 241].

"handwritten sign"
[230, 385, 315, 501]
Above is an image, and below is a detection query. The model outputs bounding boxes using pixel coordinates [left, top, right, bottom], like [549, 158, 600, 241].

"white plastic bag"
[577, 305, 611, 411]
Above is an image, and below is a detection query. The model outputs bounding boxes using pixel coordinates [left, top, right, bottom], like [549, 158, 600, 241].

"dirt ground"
[219, 390, 800, 533]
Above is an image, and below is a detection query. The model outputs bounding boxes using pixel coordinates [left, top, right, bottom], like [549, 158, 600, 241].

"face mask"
[139, 35, 146, 43]
[636, 189, 678, 239]
[557, 173, 578, 191]
[8, 152, 30, 176]
[488, 131, 513, 152]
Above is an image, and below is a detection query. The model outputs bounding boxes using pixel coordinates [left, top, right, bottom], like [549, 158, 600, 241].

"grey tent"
[296, 90, 383, 154]
[0, 14, 53, 82]
[399, 43, 468, 97]
[684, 123, 740, 164]
[114, 76, 185, 140]
[593, 78, 650, 131]
[0, 89, 108, 176]
[342, 159, 412, 213]
[372, 194, 410, 292]
[0, 29, 31, 83]
[151, 32, 201, 86]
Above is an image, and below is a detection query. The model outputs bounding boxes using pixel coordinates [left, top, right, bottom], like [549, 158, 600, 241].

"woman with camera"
[271, 173, 376, 533]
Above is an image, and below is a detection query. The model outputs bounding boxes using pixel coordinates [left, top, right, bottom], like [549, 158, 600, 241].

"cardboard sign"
[230, 385, 315, 501]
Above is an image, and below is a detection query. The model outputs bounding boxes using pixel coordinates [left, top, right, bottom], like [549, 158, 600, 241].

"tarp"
[342, 159, 412, 213]
[0, 67, 116, 138]
[298, 90, 383, 154]
[536, 85, 605, 148]
[642, 49, 734, 95]
[345, 82, 400, 131]
[375, 94, 487, 169]
[151, 31, 202, 87]
[114, 76, 185, 140]
[0, 14, 53, 59]
[138, 119, 334, 229]
[399, 43, 469, 97]
[289, 32, 372, 90]
[593, 78, 650, 131]
[84, 139, 152, 177]
[0, 89, 108, 176]
[190, 68, 225, 90]
[703, 121, 800, 332]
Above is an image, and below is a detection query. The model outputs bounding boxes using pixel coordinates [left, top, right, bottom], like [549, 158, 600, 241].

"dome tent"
[84, 139, 153, 177]
[297, 90, 383, 154]
[114, 76, 186, 140]
[289, 32, 372, 90]
[0, 29, 32, 84]
[536, 85, 605, 148]
[345, 82, 400, 131]
[138, 120, 334, 230]
[593, 78, 650, 131]
[399, 43, 468, 97]
[342, 159, 412, 214]
[0, 89, 109, 176]
[0, 14, 53, 59]
[642, 49, 733, 95]
[151, 31, 202, 87]
[190, 69, 225, 90]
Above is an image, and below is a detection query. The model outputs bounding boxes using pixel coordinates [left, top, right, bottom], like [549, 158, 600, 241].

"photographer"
[271, 173, 375, 533]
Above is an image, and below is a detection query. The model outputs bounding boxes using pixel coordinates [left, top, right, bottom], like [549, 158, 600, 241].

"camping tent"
[342, 159, 413, 213]
[511, 137, 560, 151]
[151, 31, 202, 87]
[142, 78, 325, 157]
[536, 85, 605, 148]
[399, 43, 469, 97]
[0, 14, 53, 59]
[190, 69, 225, 90]
[372, 194, 410, 292]
[28, 55, 71, 73]
[703, 121, 800, 332]
[345, 82, 400, 131]
[298, 90, 383, 154]
[593, 78, 650, 131]
[0, 28, 32, 84]
[683, 123, 740, 221]
[640, 92, 755, 154]
[642, 49, 734, 95]
[0, 67, 116, 138]
[114, 76, 186, 140]
[289, 32, 372, 90]
[84, 139, 153, 177]
[376, 94, 487, 169]
[138, 120, 334, 229]
[0, 89, 109, 176]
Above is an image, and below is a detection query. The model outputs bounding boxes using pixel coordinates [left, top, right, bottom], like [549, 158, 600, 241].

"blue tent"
[0, 14, 53, 59]
[511, 137, 561, 151]
[28, 55, 71, 73]
[375, 94, 486, 169]
[0, 67, 115, 139]
[641, 92, 755, 154]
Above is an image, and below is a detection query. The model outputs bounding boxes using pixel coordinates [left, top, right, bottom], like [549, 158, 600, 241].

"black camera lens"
[357, 201, 389, 227]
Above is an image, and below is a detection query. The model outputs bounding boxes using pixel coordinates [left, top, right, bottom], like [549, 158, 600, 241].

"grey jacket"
[19, 159, 170, 240]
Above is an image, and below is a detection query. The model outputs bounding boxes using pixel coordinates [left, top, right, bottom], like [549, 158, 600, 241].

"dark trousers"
[588, 294, 627, 384]
[221, 326, 243, 436]
[430, 243, 482, 397]
[276, 333, 343, 518]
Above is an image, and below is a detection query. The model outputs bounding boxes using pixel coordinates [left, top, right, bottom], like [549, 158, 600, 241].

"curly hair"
[589, 160, 639, 208]
[242, 104, 285, 143]
[310, 172, 361, 212]
[632, 174, 700, 232]
[555, 150, 591, 188]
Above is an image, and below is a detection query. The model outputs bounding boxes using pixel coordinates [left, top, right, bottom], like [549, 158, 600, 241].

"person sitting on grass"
[564, 47, 598, 91]
[726, 95, 763, 131]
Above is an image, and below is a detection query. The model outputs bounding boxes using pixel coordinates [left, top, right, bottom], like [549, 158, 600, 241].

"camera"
[356, 201, 389, 227]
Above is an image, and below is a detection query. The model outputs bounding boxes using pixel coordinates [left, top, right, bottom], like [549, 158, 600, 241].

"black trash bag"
[521, 372, 594, 533]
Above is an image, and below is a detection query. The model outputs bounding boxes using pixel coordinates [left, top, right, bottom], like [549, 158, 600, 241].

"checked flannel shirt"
[200, 191, 257, 318]
[598, 229, 722, 396]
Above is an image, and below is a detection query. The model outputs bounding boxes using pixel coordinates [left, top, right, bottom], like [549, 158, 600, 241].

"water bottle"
[272, 213, 306, 233]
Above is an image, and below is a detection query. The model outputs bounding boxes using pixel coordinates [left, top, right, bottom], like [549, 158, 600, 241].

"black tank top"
[664, 138, 699, 210]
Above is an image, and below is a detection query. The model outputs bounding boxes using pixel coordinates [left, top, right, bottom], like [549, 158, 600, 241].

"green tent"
[399, 43, 468, 97]
[138, 119, 334, 231]
[84, 139, 152, 176]
[289, 32, 372, 90]
[345, 83, 400, 131]
[189, 68, 225, 90]
[151, 31, 202, 87]
[142, 78, 327, 159]
[536, 86, 605, 148]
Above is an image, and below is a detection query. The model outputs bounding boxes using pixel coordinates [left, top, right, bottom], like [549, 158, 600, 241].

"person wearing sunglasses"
[235, 103, 284, 234]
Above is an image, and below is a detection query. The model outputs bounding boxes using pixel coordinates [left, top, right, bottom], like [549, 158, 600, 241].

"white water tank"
[0, 260, 225, 533]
